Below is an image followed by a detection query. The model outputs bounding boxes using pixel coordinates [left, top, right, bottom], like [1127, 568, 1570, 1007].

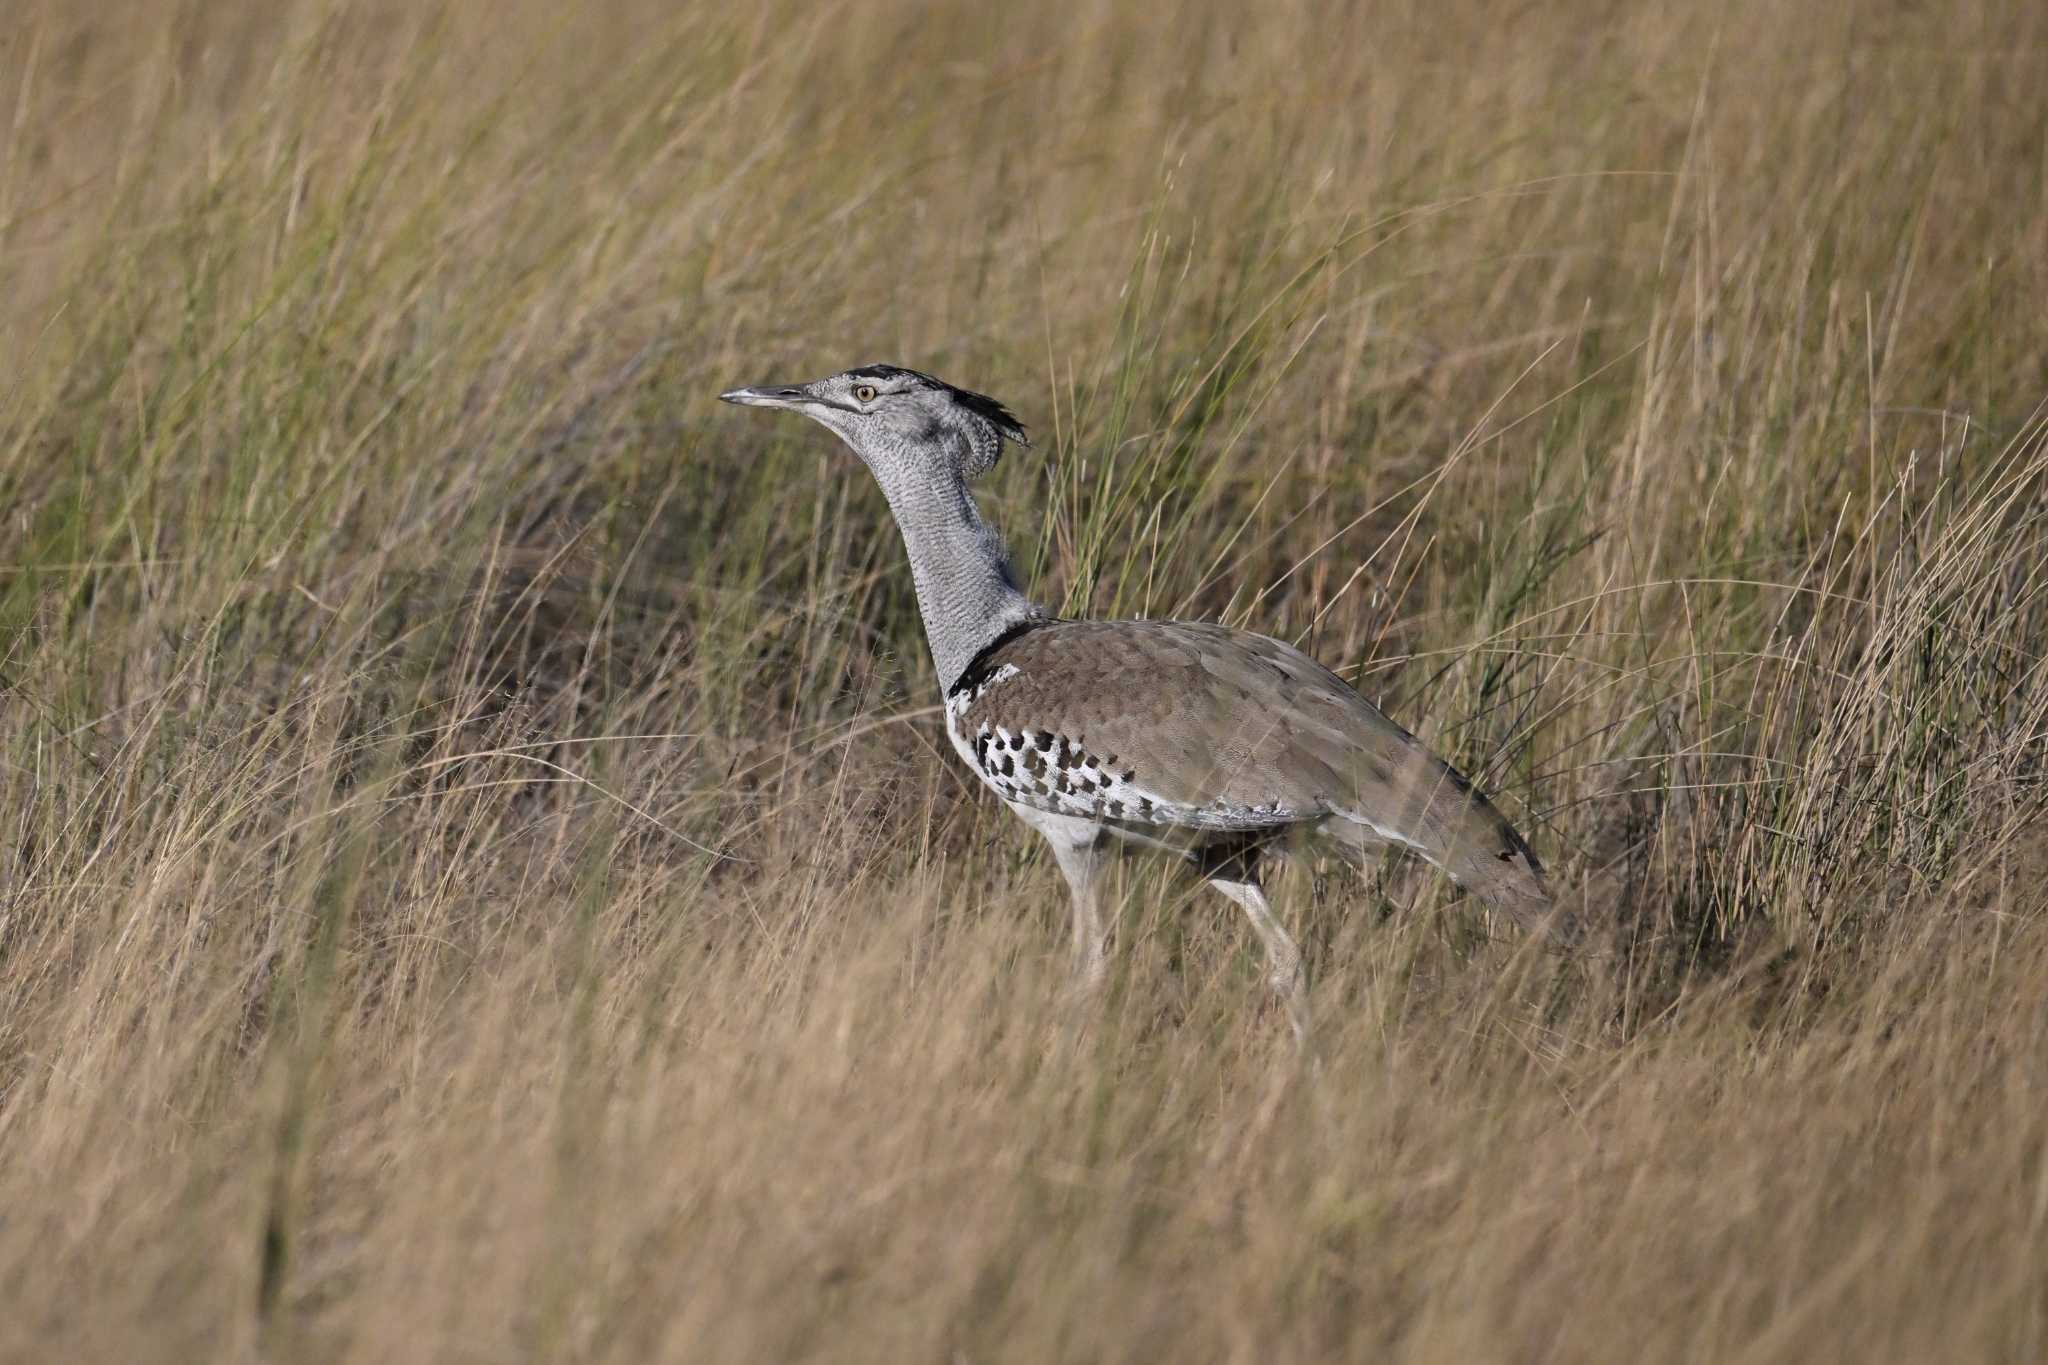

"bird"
[719, 364, 1563, 1038]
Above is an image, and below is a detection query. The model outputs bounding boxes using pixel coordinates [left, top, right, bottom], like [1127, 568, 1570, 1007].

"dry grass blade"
[1, 1, 2045, 1360]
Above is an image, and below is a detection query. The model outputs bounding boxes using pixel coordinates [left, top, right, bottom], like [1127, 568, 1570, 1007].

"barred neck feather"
[865, 460, 1047, 693]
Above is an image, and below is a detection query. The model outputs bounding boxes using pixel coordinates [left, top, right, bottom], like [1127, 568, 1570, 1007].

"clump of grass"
[2, 1, 2046, 1359]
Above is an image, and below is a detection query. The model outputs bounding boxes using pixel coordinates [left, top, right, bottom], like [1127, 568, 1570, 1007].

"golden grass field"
[3, 1, 2046, 1359]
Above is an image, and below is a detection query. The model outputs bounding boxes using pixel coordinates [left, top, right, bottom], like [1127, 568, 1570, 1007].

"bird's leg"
[1203, 849, 1310, 1045]
[1049, 839, 1109, 993]
[1015, 807, 1111, 994]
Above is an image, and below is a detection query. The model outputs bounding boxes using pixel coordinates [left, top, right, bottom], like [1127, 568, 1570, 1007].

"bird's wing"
[954, 619, 1317, 827]
[955, 620, 1551, 919]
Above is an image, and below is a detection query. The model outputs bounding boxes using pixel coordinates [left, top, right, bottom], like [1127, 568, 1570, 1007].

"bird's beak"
[718, 384, 811, 410]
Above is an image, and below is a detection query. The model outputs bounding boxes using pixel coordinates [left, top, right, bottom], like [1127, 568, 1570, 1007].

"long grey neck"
[865, 463, 1046, 692]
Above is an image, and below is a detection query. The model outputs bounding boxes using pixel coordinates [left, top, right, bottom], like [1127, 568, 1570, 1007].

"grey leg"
[1207, 872, 1311, 1044]
[1010, 805, 1111, 992]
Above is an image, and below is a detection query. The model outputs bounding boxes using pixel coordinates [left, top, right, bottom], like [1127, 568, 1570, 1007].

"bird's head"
[719, 364, 1028, 481]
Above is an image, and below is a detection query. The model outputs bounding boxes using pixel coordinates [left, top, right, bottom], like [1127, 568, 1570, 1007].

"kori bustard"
[721, 365, 1562, 1037]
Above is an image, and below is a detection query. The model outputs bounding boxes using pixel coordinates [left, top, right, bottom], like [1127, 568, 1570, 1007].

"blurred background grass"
[2, 1, 2045, 1359]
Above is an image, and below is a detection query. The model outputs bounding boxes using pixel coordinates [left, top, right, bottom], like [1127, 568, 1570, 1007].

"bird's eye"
[853, 384, 878, 403]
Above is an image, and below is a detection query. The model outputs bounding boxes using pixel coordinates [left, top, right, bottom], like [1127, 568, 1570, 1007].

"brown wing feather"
[957, 620, 1554, 927]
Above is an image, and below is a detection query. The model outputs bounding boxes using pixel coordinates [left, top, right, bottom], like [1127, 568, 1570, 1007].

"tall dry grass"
[2, 1, 2046, 1359]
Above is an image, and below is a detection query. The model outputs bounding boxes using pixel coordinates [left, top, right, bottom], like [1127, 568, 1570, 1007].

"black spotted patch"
[955, 722, 1180, 826]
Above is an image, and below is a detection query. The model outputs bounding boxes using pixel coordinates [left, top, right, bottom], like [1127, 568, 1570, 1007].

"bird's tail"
[1321, 754, 1576, 945]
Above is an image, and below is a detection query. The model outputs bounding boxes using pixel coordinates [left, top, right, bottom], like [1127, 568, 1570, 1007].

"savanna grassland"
[3, 1, 2046, 1359]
